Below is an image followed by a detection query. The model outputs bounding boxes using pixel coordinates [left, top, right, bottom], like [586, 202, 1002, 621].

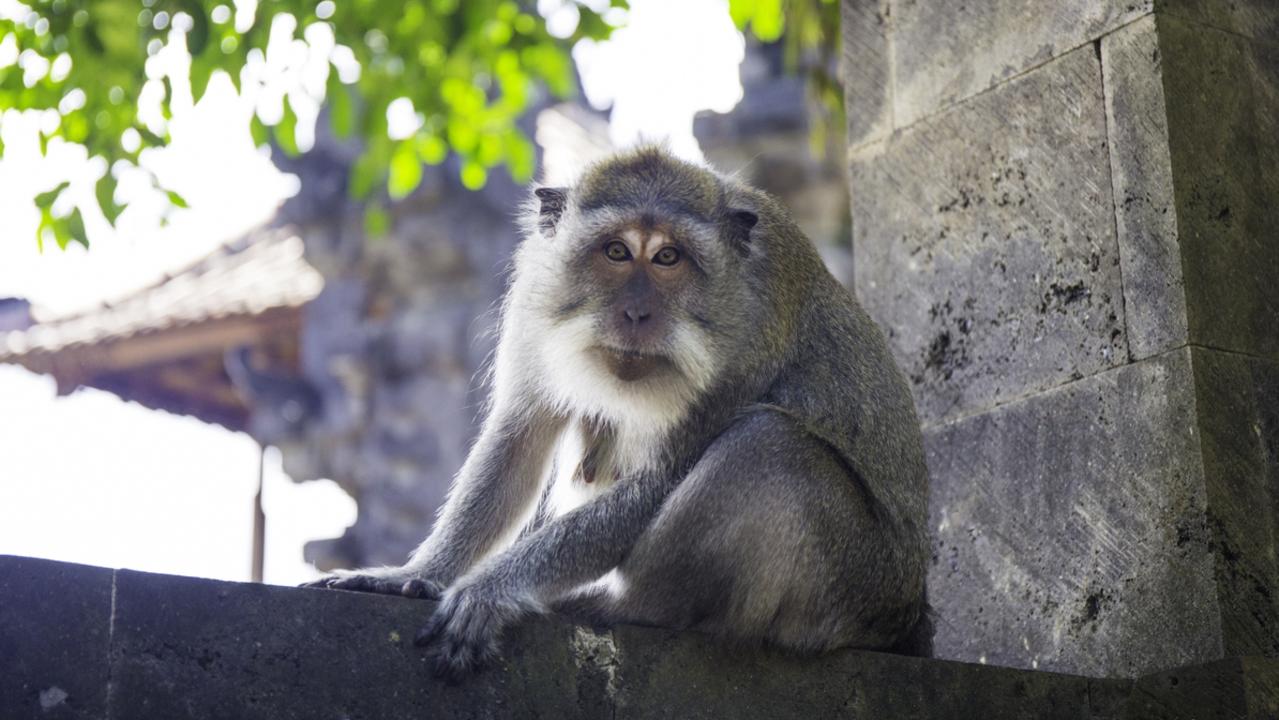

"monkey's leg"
[567, 411, 926, 655]
[303, 405, 564, 598]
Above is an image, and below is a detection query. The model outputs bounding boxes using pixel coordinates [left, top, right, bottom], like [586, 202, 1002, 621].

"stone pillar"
[842, 0, 1279, 677]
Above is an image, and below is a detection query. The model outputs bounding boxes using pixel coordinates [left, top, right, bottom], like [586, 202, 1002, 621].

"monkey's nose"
[624, 307, 651, 324]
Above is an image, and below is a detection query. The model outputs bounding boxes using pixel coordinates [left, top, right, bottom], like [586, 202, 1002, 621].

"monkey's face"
[518, 148, 765, 437]
[584, 224, 700, 382]
[526, 206, 736, 431]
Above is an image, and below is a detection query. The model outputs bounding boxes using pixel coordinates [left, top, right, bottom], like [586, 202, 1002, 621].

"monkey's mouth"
[593, 347, 674, 382]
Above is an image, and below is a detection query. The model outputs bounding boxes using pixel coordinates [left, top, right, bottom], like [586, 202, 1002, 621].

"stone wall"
[12, 554, 1279, 719]
[842, 0, 1279, 677]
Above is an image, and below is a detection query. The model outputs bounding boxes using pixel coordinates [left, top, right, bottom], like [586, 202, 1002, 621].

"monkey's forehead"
[575, 148, 722, 221]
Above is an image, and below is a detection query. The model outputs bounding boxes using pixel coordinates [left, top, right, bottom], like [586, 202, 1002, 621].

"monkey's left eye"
[605, 241, 632, 262]
[652, 247, 681, 267]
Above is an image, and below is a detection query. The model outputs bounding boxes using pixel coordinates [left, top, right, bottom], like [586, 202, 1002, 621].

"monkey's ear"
[725, 208, 758, 254]
[534, 187, 568, 236]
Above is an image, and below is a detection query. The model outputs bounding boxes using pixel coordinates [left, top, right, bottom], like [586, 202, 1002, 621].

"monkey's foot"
[301, 570, 443, 600]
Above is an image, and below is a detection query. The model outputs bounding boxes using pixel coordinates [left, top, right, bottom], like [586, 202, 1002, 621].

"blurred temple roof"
[0, 228, 322, 431]
[0, 101, 605, 434]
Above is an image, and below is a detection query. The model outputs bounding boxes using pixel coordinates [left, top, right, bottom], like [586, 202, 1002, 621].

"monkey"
[304, 146, 932, 680]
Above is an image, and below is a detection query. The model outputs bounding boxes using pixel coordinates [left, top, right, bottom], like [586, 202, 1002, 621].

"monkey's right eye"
[604, 241, 632, 262]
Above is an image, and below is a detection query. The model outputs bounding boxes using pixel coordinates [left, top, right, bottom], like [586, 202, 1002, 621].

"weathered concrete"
[1100, 16, 1186, 361]
[851, 44, 1126, 427]
[2, 555, 1152, 720]
[844, 0, 1279, 679]
[1158, 16, 1279, 361]
[1190, 347, 1279, 658]
[0, 556, 113, 719]
[842, 0, 893, 148]
[889, 0, 1150, 128]
[925, 348, 1221, 678]
[924, 343, 1279, 679]
[1155, 0, 1279, 40]
[1120, 656, 1279, 719]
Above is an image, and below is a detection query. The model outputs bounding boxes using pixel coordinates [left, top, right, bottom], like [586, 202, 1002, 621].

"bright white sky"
[0, 0, 744, 584]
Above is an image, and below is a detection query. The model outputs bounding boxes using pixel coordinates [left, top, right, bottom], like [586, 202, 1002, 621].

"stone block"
[1159, 16, 1279, 360]
[891, 0, 1150, 127]
[851, 45, 1126, 426]
[842, 0, 893, 148]
[1189, 347, 1279, 657]
[107, 568, 602, 720]
[0, 555, 1145, 719]
[609, 624, 1130, 719]
[0, 555, 113, 720]
[1156, 0, 1279, 41]
[1099, 16, 1187, 360]
[1121, 656, 1279, 719]
[925, 348, 1222, 677]
[925, 345, 1279, 677]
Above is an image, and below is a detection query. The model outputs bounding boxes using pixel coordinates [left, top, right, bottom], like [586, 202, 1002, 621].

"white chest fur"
[544, 417, 665, 517]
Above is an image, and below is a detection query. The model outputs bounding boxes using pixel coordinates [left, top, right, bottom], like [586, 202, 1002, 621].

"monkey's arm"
[305, 406, 563, 596]
[409, 408, 565, 582]
[415, 470, 675, 678]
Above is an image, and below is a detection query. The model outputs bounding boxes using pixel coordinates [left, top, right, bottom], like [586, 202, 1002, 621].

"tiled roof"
[0, 227, 323, 363]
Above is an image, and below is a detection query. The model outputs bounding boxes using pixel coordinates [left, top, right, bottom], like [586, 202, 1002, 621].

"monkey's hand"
[301, 567, 444, 600]
[413, 575, 537, 682]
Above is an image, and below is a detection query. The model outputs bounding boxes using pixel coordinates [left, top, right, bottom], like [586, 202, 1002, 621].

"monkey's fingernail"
[402, 580, 427, 598]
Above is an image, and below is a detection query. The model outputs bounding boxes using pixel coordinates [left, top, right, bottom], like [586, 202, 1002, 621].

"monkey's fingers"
[401, 578, 444, 600]
[429, 634, 497, 683]
[303, 573, 407, 595]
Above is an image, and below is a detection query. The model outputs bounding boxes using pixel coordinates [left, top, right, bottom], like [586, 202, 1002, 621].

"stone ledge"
[0, 555, 1272, 719]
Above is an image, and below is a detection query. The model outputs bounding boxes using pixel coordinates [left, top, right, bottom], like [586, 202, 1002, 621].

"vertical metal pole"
[251, 445, 266, 583]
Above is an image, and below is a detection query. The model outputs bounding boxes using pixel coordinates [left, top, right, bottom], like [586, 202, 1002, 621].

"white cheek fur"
[537, 315, 713, 447]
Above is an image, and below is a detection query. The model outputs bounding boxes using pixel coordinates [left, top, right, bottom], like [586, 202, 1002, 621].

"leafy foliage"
[0, 0, 623, 248]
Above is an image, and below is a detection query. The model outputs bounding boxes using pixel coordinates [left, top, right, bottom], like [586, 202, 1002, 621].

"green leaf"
[327, 74, 354, 138]
[35, 181, 71, 209]
[275, 97, 300, 157]
[503, 130, 534, 182]
[748, 0, 784, 40]
[37, 207, 55, 252]
[388, 141, 423, 200]
[190, 57, 215, 104]
[67, 208, 89, 248]
[460, 160, 487, 190]
[363, 203, 390, 237]
[165, 190, 190, 208]
[136, 125, 166, 146]
[416, 135, 447, 165]
[349, 152, 384, 199]
[728, 0, 755, 28]
[96, 174, 125, 225]
[249, 114, 269, 147]
[52, 214, 71, 250]
[160, 78, 174, 120]
[184, 1, 210, 55]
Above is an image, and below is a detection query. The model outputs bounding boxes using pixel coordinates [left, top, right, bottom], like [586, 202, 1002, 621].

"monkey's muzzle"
[594, 347, 674, 382]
